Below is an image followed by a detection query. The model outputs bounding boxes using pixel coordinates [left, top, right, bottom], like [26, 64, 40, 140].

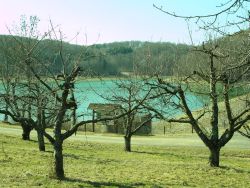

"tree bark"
[124, 135, 131, 152]
[36, 129, 45, 151]
[4, 114, 8, 122]
[21, 123, 32, 140]
[4, 79, 10, 122]
[53, 141, 64, 179]
[4, 103, 8, 122]
[209, 147, 220, 167]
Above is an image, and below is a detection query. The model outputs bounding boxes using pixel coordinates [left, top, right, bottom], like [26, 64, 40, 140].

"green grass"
[0, 124, 250, 187]
[187, 81, 250, 103]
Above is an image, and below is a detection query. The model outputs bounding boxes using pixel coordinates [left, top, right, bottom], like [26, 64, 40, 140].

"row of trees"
[0, 0, 249, 179]
[0, 16, 159, 179]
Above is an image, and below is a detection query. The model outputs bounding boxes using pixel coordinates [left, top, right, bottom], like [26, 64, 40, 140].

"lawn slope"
[0, 128, 250, 187]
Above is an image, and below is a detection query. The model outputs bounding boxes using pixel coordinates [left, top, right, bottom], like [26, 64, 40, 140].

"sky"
[0, 0, 248, 45]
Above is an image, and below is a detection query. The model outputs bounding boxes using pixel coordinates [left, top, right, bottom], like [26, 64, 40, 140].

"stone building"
[87, 103, 152, 134]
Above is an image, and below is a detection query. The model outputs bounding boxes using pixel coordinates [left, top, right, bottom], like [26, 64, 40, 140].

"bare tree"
[0, 70, 57, 151]
[153, 0, 249, 36]
[239, 125, 250, 138]
[238, 94, 250, 138]
[150, 0, 250, 167]
[0, 16, 54, 147]
[0, 57, 11, 122]
[99, 78, 155, 152]
[0, 35, 35, 140]
[33, 65, 142, 179]
[149, 40, 250, 167]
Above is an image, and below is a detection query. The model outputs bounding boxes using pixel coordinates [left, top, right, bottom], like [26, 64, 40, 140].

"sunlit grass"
[0, 130, 250, 187]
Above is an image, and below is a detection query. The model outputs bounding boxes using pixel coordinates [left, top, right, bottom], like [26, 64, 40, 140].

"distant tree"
[238, 94, 250, 139]
[101, 78, 155, 152]
[107, 45, 133, 55]
[0, 15, 43, 141]
[0, 79, 55, 151]
[0, 46, 12, 123]
[0, 18, 56, 151]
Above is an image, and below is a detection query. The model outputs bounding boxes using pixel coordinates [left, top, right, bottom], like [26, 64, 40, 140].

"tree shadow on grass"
[220, 166, 250, 174]
[27, 139, 38, 143]
[132, 150, 191, 159]
[42, 151, 81, 159]
[133, 149, 211, 160]
[64, 177, 145, 188]
[0, 157, 12, 163]
[64, 153, 80, 160]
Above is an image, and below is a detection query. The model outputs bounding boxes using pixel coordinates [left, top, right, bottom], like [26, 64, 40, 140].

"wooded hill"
[175, 30, 250, 80]
[0, 35, 190, 76]
[0, 29, 248, 78]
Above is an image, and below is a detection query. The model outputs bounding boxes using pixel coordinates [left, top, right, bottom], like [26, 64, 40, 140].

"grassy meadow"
[0, 124, 250, 188]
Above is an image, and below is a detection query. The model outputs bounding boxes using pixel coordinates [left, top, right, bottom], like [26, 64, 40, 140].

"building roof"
[88, 103, 122, 113]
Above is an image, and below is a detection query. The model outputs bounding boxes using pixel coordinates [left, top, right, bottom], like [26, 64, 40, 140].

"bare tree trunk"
[92, 110, 95, 132]
[124, 135, 131, 152]
[3, 68, 10, 123]
[36, 129, 45, 151]
[53, 140, 64, 179]
[36, 96, 46, 151]
[21, 122, 32, 140]
[209, 147, 220, 167]
[4, 103, 8, 122]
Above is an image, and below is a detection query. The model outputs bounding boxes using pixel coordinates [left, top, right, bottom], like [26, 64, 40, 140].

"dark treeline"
[0, 34, 191, 77]
[175, 30, 250, 81]
[1, 30, 249, 79]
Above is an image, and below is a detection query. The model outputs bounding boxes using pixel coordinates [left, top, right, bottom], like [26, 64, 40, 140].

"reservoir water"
[0, 79, 204, 121]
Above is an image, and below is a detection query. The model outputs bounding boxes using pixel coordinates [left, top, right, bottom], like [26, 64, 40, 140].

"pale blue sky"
[0, 0, 248, 45]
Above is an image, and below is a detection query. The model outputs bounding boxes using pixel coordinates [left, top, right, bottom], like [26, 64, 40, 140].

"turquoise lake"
[75, 80, 204, 120]
[0, 80, 205, 121]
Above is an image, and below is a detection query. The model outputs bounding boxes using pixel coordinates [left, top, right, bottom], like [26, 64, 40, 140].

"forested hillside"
[0, 34, 191, 76]
[175, 30, 250, 80]
[0, 30, 249, 78]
